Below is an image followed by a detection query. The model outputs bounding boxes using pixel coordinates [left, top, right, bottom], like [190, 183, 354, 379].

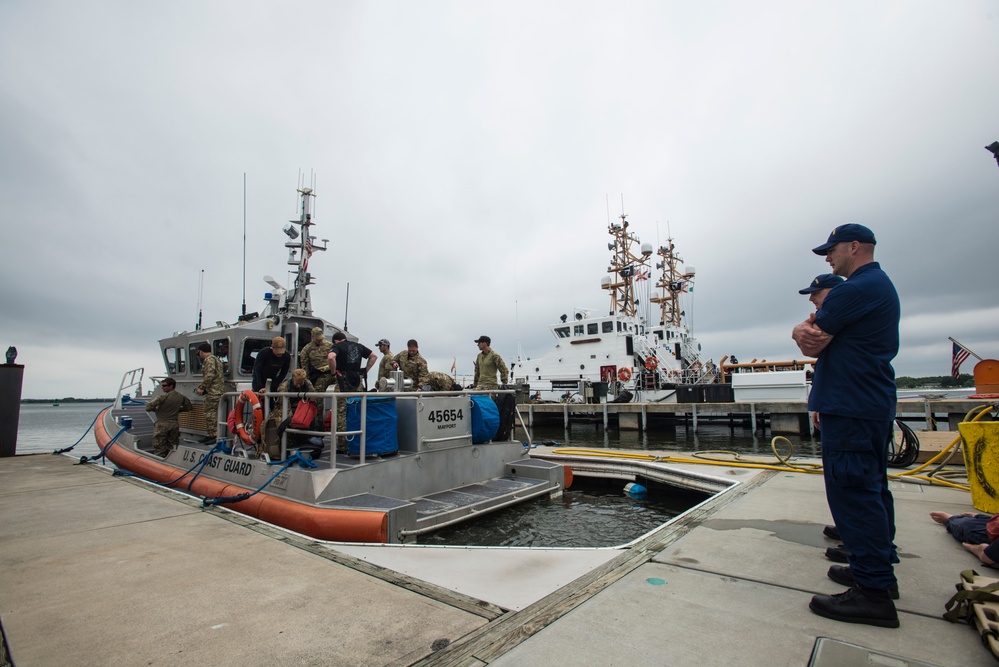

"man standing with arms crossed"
[792, 223, 901, 629]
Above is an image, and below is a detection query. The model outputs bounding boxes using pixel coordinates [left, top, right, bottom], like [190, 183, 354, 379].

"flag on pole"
[302, 236, 313, 272]
[952, 341, 971, 379]
[450, 358, 456, 375]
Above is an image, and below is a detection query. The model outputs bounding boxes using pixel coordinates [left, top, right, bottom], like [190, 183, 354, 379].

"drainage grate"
[808, 637, 944, 667]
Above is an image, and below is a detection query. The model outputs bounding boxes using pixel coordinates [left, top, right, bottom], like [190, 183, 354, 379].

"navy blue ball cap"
[799, 273, 844, 294]
[812, 223, 877, 255]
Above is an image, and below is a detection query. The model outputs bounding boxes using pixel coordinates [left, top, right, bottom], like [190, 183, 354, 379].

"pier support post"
[750, 404, 757, 434]
[619, 412, 640, 431]
[692, 404, 698, 433]
[563, 404, 569, 429]
[642, 405, 647, 432]
[0, 363, 25, 457]
[602, 404, 608, 430]
[771, 413, 808, 435]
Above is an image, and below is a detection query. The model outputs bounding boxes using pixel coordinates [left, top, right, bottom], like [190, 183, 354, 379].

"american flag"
[302, 236, 313, 272]
[952, 341, 970, 379]
[450, 358, 456, 375]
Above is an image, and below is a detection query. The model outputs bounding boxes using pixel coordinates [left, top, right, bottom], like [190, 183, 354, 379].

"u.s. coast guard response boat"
[95, 186, 565, 543]
[511, 213, 716, 403]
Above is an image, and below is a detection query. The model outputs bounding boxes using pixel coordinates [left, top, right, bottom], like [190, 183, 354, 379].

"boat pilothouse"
[157, 187, 351, 430]
[512, 212, 716, 403]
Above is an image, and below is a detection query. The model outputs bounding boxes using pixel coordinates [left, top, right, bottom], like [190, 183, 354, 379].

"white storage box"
[732, 370, 809, 402]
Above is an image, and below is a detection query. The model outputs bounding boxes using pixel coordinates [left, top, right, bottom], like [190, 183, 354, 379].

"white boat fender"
[624, 482, 647, 498]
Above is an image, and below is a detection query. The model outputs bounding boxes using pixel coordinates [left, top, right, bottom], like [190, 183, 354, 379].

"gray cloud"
[2, 1, 998, 398]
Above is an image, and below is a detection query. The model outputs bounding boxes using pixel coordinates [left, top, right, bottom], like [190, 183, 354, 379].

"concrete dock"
[1, 452, 996, 666]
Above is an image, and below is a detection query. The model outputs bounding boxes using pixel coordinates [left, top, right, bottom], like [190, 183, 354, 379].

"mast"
[650, 238, 695, 327]
[282, 187, 328, 316]
[601, 213, 652, 317]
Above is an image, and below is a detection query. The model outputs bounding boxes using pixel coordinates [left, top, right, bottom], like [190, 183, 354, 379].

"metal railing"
[219, 387, 519, 464]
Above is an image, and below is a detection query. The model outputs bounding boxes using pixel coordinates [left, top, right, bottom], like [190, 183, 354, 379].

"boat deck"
[2, 451, 996, 665]
[105, 401, 562, 540]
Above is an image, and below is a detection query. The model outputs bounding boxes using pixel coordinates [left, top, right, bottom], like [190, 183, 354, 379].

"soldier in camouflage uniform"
[473, 335, 508, 390]
[425, 371, 460, 392]
[145, 377, 193, 457]
[394, 339, 430, 391]
[375, 339, 394, 387]
[195, 342, 226, 443]
[299, 327, 334, 391]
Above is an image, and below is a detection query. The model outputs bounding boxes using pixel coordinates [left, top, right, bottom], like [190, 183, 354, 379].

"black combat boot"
[823, 524, 840, 540]
[825, 545, 851, 563]
[809, 585, 899, 628]
[827, 565, 899, 599]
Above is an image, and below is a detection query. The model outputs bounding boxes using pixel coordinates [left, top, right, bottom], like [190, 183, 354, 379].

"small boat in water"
[511, 213, 716, 403]
[95, 186, 565, 543]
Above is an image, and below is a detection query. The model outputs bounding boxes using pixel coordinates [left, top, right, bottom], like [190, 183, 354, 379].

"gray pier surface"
[2, 452, 995, 666]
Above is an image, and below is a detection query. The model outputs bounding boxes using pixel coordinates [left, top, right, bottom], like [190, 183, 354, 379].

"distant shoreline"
[21, 398, 114, 404]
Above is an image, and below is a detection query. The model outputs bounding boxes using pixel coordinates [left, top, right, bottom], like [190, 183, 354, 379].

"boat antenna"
[343, 282, 350, 331]
[196, 268, 204, 331]
[240, 172, 247, 319]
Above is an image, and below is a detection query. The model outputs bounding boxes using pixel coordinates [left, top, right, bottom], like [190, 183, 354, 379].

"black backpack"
[492, 394, 517, 441]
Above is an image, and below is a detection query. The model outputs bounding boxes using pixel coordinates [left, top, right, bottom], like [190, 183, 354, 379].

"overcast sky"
[2, 1, 997, 399]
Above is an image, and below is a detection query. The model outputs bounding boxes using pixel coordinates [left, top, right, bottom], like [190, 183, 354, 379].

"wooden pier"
[518, 398, 993, 435]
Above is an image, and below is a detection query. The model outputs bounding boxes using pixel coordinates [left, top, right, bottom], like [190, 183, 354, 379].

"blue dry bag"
[470, 396, 500, 444]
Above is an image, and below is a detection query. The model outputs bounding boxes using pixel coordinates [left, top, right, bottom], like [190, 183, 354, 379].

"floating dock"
[2, 451, 997, 665]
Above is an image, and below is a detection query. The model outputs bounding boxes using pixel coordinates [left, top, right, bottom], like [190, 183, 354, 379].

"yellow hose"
[887, 404, 995, 490]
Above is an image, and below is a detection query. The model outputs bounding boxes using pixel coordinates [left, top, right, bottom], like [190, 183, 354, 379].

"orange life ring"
[644, 356, 658, 371]
[618, 367, 632, 382]
[234, 389, 263, 446]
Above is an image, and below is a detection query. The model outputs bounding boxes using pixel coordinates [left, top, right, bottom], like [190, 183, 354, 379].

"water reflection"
[424, 422, 819, 548]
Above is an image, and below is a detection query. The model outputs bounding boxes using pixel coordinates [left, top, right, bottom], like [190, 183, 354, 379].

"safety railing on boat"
[114, 368, 145, 409]
[218, 387, 520, 464]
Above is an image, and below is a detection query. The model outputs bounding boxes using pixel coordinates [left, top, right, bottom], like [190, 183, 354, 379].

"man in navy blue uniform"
[792, 223, 901, 628]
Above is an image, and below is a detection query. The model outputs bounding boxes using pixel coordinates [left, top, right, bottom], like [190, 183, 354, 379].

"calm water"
[15, 402, 109, 458]
[15, 402, 817, 547]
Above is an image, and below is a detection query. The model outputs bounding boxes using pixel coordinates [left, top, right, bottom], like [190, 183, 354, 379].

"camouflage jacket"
[395, 351, 430, 390]
[474, 349, 508, 388]
[198, 354, 225, 396]
[145, 391, 192, 423]
[377, 351, 395, 380]
[299, 339, 333, 380]
[426, 371, 457, 392]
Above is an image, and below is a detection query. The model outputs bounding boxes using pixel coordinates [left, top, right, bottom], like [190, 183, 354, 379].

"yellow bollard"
[960, 422, 999, 512]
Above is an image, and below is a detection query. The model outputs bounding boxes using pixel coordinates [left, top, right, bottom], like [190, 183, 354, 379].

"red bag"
[290, 399, 319, 429]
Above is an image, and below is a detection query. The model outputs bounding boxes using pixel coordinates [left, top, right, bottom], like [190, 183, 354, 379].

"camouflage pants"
[313, 373, 335, 393]
[152, 421, 180, 457]
[332, 380, 361, 452]
[203, 392, 222, 438]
